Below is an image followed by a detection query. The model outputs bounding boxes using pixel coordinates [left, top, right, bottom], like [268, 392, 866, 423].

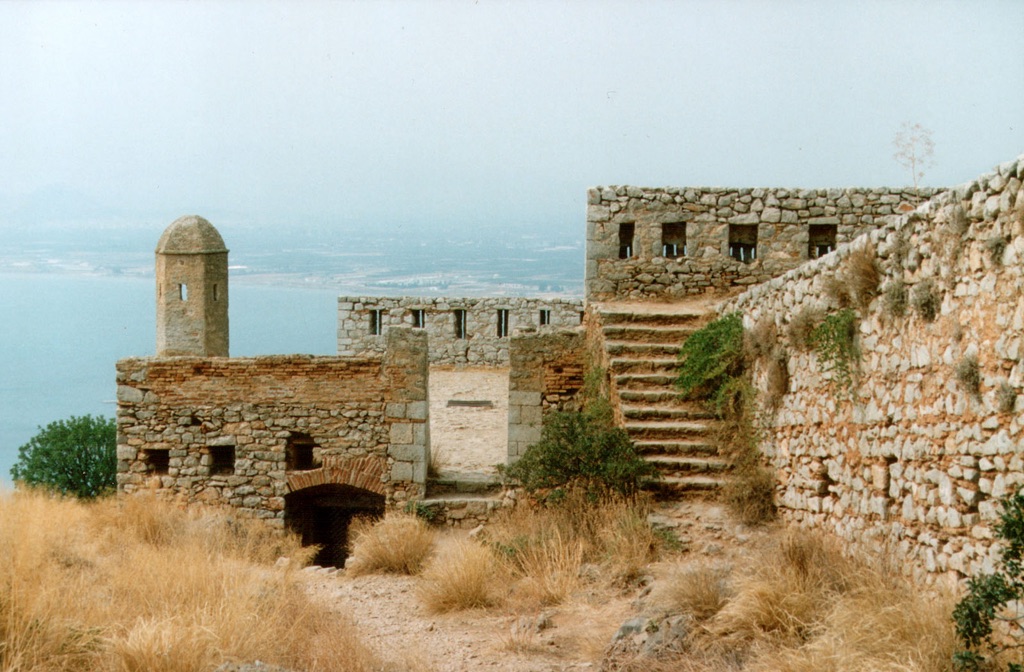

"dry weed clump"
[786, 307, 823, 351]
[485, 491, 661, 609]
[627, 529, 956, 672]
[418, 536, 506, 613]
[0, 490, 382, 672]
[743, 317, 777, 362]
[346, 512, 438, 576]
[824, 244, 880, 311]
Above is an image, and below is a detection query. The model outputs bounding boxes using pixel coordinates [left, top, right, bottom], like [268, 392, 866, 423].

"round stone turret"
[155, 215, 229, 357]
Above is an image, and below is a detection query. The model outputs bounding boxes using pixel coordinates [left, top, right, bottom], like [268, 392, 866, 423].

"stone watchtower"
[155, 215, 229, 357]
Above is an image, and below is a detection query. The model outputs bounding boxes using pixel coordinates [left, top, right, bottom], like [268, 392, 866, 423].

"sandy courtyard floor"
[428, 366, 509, 475]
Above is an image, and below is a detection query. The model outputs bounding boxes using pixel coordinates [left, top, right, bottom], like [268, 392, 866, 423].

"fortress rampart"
[337, 295, 583, 365]
[722, 156, 1024, 581]
[585, 185, 938, 301]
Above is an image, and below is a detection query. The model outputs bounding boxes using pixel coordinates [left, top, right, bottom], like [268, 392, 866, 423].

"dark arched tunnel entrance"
[284, 483, 385, 567]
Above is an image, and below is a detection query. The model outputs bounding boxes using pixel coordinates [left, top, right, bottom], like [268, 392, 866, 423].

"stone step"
[622, 405, 716, 422]
[609, 358, 678, 376]
[634, 439, 719, 458]
[598, 311, 705, 327]
[601, 324, 698, 344]
[624, 420, 711, 441]
[427, 471, 502, 497]
[619, 389, 689, 404]
[646, 455, 730, 475]
[614, 373, 677, 390]
[646, 475, 725, 499]
[605, 341, 681, 358]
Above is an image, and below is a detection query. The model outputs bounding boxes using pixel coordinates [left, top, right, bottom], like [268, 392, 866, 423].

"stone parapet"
[338, 296, 583, 366]
[586, 185, 939, 301]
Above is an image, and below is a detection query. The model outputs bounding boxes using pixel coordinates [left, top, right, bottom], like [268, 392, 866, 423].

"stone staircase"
[597, 306, 729, 500]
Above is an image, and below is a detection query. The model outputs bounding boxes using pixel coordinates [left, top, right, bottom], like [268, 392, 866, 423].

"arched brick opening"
[284, 484, 384, 568]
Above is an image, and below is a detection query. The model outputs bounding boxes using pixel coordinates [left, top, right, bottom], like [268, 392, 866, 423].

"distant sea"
[0, 273, 339, 487]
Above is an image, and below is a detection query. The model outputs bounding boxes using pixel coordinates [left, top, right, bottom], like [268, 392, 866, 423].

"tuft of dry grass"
[955, 354, 981, 399]
[744, 317, 777, 362]
[0, 490, 383, 672]
[722, 465, 777, 527]
[346, 512, 437, 576]
[764, 347, 790, 409]
[418, 536, 506, 613]
[843, 244, 881, 310]
[884, 279, 908, 317]
[649, 561, 732, 623]
[629, 529, 957, 672]
[786, 307, 823, 351]
[911, 279, 941, 322]
[998, 381, 1018, 413]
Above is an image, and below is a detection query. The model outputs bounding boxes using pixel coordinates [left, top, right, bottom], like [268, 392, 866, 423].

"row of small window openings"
[617, 223, 838, 264]
[142, 433, 318, 476]
[370, 308, 560, 337]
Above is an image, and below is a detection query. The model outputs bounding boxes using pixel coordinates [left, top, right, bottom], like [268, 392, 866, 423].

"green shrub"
[811, 309, 859, 397]
[884, 279, 908, 317]
[676, 312, 746, 414]
[505, 405, 656, 501]
[956, 355, 982, 399]
[912, 279, 941, 322]
[11, 415, 116, 499]
[953, 488, 1024, 671]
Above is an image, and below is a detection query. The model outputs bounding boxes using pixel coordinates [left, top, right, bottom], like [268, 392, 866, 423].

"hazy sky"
[0, 0, 1021, 232]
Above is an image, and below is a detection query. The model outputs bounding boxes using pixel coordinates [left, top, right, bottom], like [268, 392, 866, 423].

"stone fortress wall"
[337, 295, 583, 366]
[721, 156, 1024, 582]
[118, 324, 431, 522]
[585, 185, 938, 301]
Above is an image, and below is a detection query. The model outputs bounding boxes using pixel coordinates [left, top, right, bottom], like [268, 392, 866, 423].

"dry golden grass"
[786, 307, 824, 351]
[0, 490, 382, 672]
[649, 561, 732, 623]
[418, 536, 506, 613]
[346, 512, 438, 576]
[624, 529, 957, 672]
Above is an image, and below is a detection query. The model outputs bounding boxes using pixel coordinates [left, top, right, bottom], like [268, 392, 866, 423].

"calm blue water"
[0, 273, 338, 486]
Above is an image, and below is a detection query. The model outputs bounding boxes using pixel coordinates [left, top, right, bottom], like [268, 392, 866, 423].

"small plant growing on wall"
[676, 312, 746, 413]
[884, 279, 908, 317]
[987, 236, 1009, 267]
[810, 309, 859, 397]
[786, 306, 824, 352]
[911, 279, 941, 322]
[844, 244, 881, 311]
[956, 354, 982, 399]
[953, 488, 1024, 671]
[998, 382, 1017, 414]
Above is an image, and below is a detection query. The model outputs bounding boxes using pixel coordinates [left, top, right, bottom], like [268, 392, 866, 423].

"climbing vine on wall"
[810, 308, 859, 397]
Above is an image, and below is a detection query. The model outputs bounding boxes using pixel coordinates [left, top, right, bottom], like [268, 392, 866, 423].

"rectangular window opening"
[662, 222, 687, 258]
[178, 283, 188, 301]
[369, 309, 384, 336]
[144, 449, 169, 475]
[410, 309, 425, 329]
[579, 311, 586, 324]
[213, 283, 219, 301]
[539, 309, 551, 326]
[496, 309, 510, 338]
[209, 445, 235, 476]
[286, 434, 317, 471]
[618, 223, 635, 259]
[808, 224, 838, 259]
[728, 225, 758, 264]
[453, 309, 467, 339]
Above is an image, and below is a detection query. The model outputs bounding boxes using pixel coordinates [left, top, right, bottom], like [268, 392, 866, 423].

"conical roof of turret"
[155, 215, 227, 254]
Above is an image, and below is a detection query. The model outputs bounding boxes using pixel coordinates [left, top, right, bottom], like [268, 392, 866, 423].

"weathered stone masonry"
[337, 295, 583, 365]
[586, 185, 937, 301]
[116, 328, 431, 523]
[723, 156, 1024, 582]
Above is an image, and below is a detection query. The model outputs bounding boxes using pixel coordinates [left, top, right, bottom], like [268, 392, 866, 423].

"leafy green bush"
[505, 405, 656, 501]
[676, 312, 746, 413]
[954, 488, 1024, 671]
[11, 415, 117, 499]
[811, 309, 859, 396]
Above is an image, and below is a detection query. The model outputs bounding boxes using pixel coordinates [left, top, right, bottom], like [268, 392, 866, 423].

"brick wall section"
[116, 328, 431, 522]
[338, 296, 584, 365]
[721, 156, 1024, 583]
[585, 185, 938, 301]
[507, 330, 586, 461]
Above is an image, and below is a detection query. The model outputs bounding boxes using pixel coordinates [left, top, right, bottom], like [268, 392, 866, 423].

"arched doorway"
[284, 483, 385, 567]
